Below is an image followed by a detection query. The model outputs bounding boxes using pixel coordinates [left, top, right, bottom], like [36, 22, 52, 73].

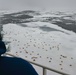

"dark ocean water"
[53, 21, 76, 33]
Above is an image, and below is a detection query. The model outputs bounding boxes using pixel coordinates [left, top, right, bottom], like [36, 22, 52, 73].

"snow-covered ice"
[2, 21, 76, 75]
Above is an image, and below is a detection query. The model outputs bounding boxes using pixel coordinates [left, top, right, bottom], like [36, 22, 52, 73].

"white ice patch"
[3, 22, 76, 75]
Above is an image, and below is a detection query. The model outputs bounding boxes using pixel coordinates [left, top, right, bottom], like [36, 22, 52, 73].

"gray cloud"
[0, 0, 76, 11]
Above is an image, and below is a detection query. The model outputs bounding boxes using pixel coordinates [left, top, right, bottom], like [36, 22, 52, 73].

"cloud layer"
[0, 0, 76, 11]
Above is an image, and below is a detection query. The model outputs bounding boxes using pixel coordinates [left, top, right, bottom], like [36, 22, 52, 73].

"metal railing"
[5, 53, 69, 75]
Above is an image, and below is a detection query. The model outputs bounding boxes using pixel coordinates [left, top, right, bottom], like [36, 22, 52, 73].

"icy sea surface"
[1, 10, 76, 75]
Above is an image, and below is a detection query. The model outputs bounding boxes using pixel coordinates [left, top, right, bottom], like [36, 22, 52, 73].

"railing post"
[43, 68, 47, 75]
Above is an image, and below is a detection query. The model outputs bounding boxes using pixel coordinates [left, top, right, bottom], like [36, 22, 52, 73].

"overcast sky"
[0, 0, 76, 11]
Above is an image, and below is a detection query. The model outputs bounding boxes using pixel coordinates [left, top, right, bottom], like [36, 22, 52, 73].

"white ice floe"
[3, 22, 76, 75]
